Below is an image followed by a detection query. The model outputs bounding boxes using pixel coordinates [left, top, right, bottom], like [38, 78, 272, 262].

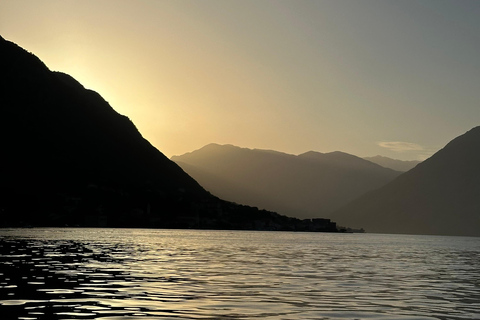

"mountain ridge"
[172, 144, 401, 219]
[364, 155, 421, 172]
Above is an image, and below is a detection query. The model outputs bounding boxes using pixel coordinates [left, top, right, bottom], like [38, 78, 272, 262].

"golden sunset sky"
[1, 1, 479, 160]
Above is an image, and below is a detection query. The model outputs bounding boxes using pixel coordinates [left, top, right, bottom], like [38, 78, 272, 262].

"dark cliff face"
[332, 127, 480, 237]
[0, 36, 209, 227]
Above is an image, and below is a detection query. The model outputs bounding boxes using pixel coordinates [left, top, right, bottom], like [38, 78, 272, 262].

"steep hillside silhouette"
[364, 156, 421, 172]
[333, 127, 480, 236]
[0, 35, 333, 231]
[172, 144, 401, 219]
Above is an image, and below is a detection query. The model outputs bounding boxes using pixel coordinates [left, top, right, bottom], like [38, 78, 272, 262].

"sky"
[1, 0, 479, 161]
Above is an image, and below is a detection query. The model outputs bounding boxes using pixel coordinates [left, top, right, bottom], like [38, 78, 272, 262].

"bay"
[0, 228, 478, 319]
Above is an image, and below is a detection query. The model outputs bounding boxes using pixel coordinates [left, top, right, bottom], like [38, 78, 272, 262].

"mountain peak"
[1, 36, 50, 74]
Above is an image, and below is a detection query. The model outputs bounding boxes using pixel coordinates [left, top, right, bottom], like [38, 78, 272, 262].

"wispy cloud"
[377, 141, 424, 152]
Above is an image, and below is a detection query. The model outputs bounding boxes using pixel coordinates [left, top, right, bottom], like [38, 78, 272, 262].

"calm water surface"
[0, 228, 478, 320]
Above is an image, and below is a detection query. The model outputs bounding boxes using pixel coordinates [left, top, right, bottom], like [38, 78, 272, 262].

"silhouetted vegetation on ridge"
[0, 35, 339, 232]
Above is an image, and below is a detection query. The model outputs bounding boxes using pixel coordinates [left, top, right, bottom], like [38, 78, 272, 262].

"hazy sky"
[1, 1, 479, 160]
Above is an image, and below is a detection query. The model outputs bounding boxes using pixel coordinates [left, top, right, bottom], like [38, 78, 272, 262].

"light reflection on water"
[0, 228, 479, 319]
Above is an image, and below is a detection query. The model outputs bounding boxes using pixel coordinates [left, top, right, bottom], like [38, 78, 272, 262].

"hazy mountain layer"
[0, 35, 328, 231]
[332, 127, 480, 236]
[364, 156, 421, 172]
[172, 144, 401, 219]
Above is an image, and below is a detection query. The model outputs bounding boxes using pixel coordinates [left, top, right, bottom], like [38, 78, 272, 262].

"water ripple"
[0, 228, 479, 319]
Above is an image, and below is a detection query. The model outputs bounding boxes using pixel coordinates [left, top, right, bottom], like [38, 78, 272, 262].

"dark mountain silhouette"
[364, 155, 421, 172]
[0, 35, 336, 231]
[332, 127, 480, 237]
[172, 144, 401, 219]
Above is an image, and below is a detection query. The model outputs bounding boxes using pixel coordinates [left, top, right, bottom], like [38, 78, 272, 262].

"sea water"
[0, 228, 478, 319]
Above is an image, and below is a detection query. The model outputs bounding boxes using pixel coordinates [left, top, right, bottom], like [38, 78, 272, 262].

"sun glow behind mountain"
[1, 0, 479, 160]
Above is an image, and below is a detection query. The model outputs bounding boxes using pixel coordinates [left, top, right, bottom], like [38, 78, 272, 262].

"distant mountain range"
[2, 35, 478, 236]
[332, 127, 480, 237]
[0, 35, 335, 232]
[364, 156, 421, 172]
[172, 144, 401, 219]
